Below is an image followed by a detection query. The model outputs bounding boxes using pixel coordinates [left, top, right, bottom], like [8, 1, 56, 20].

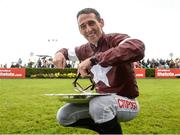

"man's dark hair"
[77, 8, 101, 22]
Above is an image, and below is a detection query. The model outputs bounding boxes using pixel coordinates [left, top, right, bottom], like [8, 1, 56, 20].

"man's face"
[77, 13, 104, 45]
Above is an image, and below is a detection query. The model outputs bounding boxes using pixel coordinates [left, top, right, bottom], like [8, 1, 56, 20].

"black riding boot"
[69, 118, 101, 133]
[98, 117, 123, 134]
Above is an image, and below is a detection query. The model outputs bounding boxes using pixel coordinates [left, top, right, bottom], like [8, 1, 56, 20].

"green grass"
[0, 78, 180, 134]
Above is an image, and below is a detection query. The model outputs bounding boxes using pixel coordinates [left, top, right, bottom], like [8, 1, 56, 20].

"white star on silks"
[90, 64, 112, 87]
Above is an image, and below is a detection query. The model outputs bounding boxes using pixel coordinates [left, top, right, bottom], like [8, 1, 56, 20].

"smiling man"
[53, 8, 145, 134]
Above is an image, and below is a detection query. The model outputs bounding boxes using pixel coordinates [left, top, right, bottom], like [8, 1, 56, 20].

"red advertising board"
[155, 69, 180, 78]
[0, 68, 26, 78]
[134, 68, 146, 78]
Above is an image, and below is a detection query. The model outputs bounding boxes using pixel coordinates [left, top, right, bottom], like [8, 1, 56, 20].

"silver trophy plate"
[45, 93, 112, 103]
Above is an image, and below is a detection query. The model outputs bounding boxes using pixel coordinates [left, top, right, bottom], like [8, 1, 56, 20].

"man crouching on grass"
[53, 8, 145, 134]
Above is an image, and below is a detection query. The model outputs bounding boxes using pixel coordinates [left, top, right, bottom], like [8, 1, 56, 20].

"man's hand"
[78, 58, 91, 77]
[53, 52, 66, 69]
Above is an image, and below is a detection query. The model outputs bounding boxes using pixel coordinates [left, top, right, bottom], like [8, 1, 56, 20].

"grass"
[0, 78, 180, 134]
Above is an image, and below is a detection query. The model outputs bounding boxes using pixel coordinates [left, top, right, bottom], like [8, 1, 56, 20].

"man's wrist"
[90, 56, 98, 66]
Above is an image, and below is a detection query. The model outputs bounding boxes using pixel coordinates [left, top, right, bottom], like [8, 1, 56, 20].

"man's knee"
[56, 108, 67, 126]
[56, 103, 89, 126]
[56, 106, 76, 126]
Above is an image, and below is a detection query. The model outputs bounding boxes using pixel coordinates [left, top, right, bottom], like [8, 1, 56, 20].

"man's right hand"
[53, 52, 66, 69]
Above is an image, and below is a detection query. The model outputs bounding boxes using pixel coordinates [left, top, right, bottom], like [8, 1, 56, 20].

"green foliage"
[26, 68, 77, 78]
[146, 68, 155, 77]
[0, 79, 180, 134]
[30, 72, 77, 78]
[26, 68, 156, 78]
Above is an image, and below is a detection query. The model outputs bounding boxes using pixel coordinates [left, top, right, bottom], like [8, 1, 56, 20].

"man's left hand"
[78, 58, 91, 77]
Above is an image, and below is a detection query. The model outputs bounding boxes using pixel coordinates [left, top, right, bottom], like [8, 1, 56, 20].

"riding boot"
[69, 118, 101, 133]
[98, 117, 123, 134]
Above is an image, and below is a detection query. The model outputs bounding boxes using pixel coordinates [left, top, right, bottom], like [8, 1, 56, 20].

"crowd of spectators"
[1, 57, 180, 69]
[134, 58, 180, 69]
[30, 57, 54, 68]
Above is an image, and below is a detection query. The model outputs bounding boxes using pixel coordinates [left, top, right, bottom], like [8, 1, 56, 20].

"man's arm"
[95, 37, 145, 67]
[53, 51, 67, 69]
